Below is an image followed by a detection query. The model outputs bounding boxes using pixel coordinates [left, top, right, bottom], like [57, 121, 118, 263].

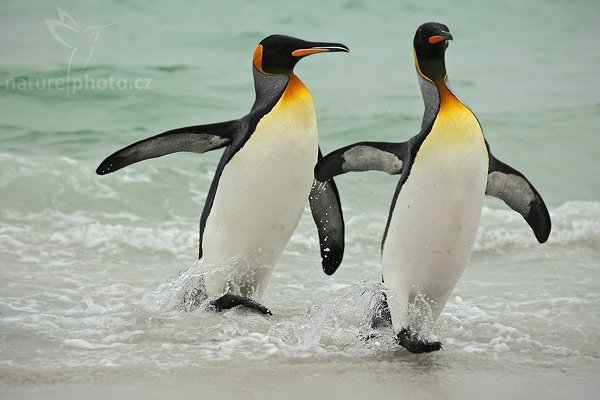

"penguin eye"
[275, 44, 285, 53]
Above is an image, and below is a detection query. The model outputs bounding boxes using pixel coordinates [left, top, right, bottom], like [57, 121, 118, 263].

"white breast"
[382, 98, 488, 330]
[201, 77, 318, 299]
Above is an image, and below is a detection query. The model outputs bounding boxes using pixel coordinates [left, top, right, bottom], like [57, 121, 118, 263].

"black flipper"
[96, 120, 240, 175]
[309, 148, 345, 275]
[314, 141, 408, 182]
[396, 328, 442, 354]
[485, 151, 551, 243]
[209, 293, 272, 316]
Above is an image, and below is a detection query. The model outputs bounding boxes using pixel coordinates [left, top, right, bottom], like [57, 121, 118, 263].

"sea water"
[1, 0, 599, 398]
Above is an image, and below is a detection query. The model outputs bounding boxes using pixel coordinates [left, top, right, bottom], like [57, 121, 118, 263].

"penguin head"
[253, 35, 349, 75]
[413, 22, 453, 83]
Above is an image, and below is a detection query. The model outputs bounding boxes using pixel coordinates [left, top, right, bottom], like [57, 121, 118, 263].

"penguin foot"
[209, 294, 273, 316]
[396, 328, 442, 354]
[370, 292, 392, 329]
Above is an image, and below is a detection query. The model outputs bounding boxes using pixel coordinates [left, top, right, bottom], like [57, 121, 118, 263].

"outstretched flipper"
[485, 151, 551, 243]
[96, 120, 240, 175]
[209, 293, 272, 315]
[309, 148, 345, 275]
[314, 141, 409, 182]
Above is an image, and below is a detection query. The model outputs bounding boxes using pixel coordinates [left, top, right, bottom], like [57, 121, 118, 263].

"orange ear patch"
[253, 44, 264, 72]
[291, 48, 327, 57]
[428, 35, 446, 44]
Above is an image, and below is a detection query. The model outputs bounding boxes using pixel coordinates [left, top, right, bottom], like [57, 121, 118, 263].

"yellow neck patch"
[416, 83, 486, 160]
[251, 74, 316, 141]
[438, 83, 465, 114]
[281, 74, 310, 104]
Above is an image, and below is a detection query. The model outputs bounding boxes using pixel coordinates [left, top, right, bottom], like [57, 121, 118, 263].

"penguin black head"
[413, 22, 453, 84]
[253, 34, 349, 75]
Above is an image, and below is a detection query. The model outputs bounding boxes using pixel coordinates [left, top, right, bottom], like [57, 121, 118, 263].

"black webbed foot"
[396, 328, 442, 353]
[371, 291, 392, 329]
[209, 293, 272, 316]
[361, 291, 393, 342]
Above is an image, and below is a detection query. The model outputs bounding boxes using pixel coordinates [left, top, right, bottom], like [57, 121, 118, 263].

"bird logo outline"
[46, 7, 119, 91]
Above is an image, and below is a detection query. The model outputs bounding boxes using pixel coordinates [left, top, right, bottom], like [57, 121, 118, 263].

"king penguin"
[97, 35, 348, 314]
[315, 23, 551, 352]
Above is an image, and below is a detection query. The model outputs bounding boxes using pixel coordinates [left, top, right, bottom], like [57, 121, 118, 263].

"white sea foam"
[475, 201, 600, 252]
[2, 153, 598, 260]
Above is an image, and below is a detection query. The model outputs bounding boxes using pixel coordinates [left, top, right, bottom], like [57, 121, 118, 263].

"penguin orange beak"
[428, 33, 453, 44]
[291, 42, 349, 57]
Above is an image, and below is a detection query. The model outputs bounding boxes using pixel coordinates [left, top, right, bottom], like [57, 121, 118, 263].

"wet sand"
[3, 356, 599, 400]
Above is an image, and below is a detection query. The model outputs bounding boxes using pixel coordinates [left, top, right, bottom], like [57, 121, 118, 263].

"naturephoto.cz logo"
[4, 7, 152, 95]
[6, 74, 152, 94]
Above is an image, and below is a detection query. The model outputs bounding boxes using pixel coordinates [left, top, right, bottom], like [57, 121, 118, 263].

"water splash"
[144, 260, 206, 313]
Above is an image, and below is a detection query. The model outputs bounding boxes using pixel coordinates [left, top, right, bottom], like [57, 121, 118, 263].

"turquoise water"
[1, 0, 599, 398]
